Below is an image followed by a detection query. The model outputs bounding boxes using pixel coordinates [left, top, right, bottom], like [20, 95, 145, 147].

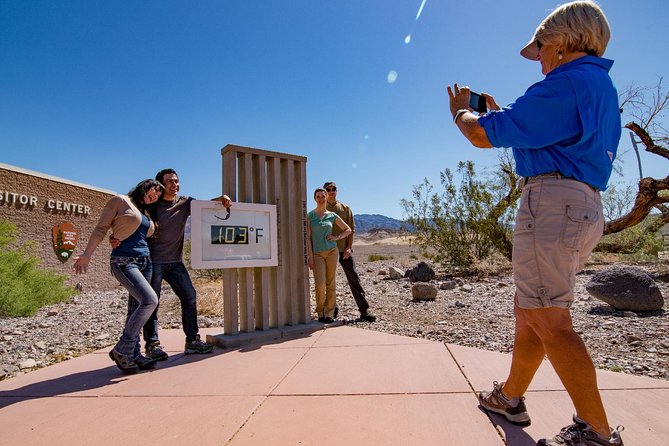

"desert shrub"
[368, 254, 393, 262]
[0, 220, 75, 317]
[596, 215, 664, 256]
[401, 161, 513, 271]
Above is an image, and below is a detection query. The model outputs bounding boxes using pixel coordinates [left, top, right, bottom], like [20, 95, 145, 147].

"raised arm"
[447, 84, 495, 148]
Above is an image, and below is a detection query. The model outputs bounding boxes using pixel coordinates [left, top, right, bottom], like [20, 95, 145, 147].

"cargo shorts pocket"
[561, 203, 599, 250]
[514, 188, 536, 234]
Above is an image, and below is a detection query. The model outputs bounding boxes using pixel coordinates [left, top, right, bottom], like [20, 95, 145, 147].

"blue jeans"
[128, 261, 199, 344]
[111, 256, 158, 359]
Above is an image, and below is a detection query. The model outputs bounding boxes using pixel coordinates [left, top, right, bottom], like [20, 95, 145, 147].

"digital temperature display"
[211, 225, 249, 245]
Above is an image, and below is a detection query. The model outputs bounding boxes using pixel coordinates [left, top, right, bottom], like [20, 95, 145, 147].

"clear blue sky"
[1, 0, 667, 218]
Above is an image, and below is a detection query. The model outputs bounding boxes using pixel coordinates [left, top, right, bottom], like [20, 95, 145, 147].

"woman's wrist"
[453, 109, 469, 123]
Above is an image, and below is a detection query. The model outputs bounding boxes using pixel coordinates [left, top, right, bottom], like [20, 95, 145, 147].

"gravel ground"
[2, 241, 668, 382]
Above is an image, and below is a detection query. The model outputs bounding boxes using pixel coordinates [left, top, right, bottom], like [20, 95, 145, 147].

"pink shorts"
[513, 176, 604, 309]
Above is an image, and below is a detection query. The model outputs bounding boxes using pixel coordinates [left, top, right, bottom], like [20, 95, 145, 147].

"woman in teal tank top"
[307, 188, 351, 323]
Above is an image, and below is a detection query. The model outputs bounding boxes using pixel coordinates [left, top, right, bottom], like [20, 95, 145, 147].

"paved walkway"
[0, 325, 667, 445]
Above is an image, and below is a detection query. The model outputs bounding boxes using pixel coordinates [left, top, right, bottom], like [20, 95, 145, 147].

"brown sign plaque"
[52, 222, 78, 263]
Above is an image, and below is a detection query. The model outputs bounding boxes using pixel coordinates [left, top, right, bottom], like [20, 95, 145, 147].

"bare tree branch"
[605, 79, 669, 235]
[604, 176, 669, 234]
[625, 122, 669, 160]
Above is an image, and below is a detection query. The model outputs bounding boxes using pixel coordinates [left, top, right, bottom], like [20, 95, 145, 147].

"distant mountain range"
[185, 213, 406, 238]
[354, 213, 405, 234]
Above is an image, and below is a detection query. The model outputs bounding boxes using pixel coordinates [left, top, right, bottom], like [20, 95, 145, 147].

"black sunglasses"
[536, 39, 543, 50]
[326, 187, 337, 192]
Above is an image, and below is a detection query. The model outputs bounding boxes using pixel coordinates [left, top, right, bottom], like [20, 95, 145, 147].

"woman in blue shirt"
[447, 2, 623, 445]
[307, 188, 351, 323]
[74, 179, 164, 374]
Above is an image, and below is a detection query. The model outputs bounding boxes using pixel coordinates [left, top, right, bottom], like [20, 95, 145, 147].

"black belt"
[521, 172, 599, 192]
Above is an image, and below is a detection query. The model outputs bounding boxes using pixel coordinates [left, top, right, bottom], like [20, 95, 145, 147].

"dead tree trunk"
[604, 122, 669, 235]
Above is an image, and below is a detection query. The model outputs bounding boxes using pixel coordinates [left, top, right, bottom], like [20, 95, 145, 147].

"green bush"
[596, 215, 664, 257]
[401, 161, 515, 271]
[367, 254, 393, 262]
[0, 220, 75, 317]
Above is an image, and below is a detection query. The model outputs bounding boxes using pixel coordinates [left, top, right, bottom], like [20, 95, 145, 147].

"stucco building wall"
[0, 163, 119, 291]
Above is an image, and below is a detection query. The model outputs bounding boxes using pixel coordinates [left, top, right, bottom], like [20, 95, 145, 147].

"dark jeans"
[112, 256, 158, 359]
[127, 261, 199, 345]
[338, 251, 370, 313]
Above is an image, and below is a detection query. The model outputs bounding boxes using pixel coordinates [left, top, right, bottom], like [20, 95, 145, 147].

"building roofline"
[0, 162, 117, 195]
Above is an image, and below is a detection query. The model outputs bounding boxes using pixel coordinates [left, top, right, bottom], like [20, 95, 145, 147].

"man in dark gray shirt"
[126, 168, 231, 360]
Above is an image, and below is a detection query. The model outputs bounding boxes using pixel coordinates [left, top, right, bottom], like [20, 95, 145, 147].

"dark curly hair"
[128, 179, 164, 210]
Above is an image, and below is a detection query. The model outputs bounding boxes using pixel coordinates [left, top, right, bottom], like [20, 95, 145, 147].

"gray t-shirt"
[148, 196, 194, 263]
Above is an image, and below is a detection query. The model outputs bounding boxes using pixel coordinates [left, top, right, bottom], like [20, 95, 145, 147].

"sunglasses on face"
[536, 39, 543, 50]
[326, 187, 337, 192]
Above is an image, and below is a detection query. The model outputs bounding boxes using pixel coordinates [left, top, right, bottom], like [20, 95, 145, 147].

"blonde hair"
[533, 1, 611, 56]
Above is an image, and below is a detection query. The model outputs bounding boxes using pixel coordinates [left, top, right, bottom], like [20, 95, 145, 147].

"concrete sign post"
[206, 144, 311, 346]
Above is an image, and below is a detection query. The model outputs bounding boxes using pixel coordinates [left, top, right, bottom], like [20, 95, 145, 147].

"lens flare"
[405, 34, 411, 44]
[387, 70, 398, 84]
[416, 0, 427, 20]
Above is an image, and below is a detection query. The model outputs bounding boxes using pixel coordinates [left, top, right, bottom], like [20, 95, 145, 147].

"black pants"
[338, 251, 370, 313]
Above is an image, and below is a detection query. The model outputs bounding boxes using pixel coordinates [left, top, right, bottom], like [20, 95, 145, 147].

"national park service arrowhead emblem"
[52, 222, 78, 263]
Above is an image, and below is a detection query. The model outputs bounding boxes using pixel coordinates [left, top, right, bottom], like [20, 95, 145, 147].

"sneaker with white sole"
[108, 349, 139, 374]
[145, 343, 169, 361]
[478, 381, 531, 426]
[184, 335, 214, 355]
[133, 355, 157, 371]
[538, 415, 624, 446]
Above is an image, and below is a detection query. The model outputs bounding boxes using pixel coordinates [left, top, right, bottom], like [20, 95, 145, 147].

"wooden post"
[219, 145, 309, 335]
[221, 149, 239, 334]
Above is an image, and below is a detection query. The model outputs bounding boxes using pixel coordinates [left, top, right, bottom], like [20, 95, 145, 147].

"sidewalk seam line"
[223, 330, 323, 445]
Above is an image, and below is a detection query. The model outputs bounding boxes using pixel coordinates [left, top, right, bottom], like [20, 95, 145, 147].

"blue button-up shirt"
[478, 56, 621, 191]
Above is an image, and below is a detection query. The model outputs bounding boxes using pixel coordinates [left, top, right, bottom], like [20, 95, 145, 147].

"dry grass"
[468, 253, 513, 278]
[192, 278, 225, 315]
[367, 254, 393, 262]
[157, 277, 224, 317]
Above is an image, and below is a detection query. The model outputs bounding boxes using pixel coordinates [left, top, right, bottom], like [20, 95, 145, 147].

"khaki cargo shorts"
[513, 176, 604, 309]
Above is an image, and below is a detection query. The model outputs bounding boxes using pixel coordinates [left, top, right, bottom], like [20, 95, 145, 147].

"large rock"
[406, 261, 435, 283]
[411, 283, 438, 301]
[585, 266, 664, 312]
[388, 266, 405, 280]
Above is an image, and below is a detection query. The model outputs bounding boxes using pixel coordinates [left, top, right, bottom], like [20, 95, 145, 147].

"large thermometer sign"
[190, 201, 278, 268]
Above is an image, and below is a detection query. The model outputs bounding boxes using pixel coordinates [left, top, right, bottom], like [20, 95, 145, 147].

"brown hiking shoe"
[538, 415, 624, 445]
[478, 381, 531, 426]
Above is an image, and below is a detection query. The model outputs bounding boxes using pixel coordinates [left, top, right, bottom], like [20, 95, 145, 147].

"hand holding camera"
[468, 91, 487, 113]
[448, 84, 500, 117]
